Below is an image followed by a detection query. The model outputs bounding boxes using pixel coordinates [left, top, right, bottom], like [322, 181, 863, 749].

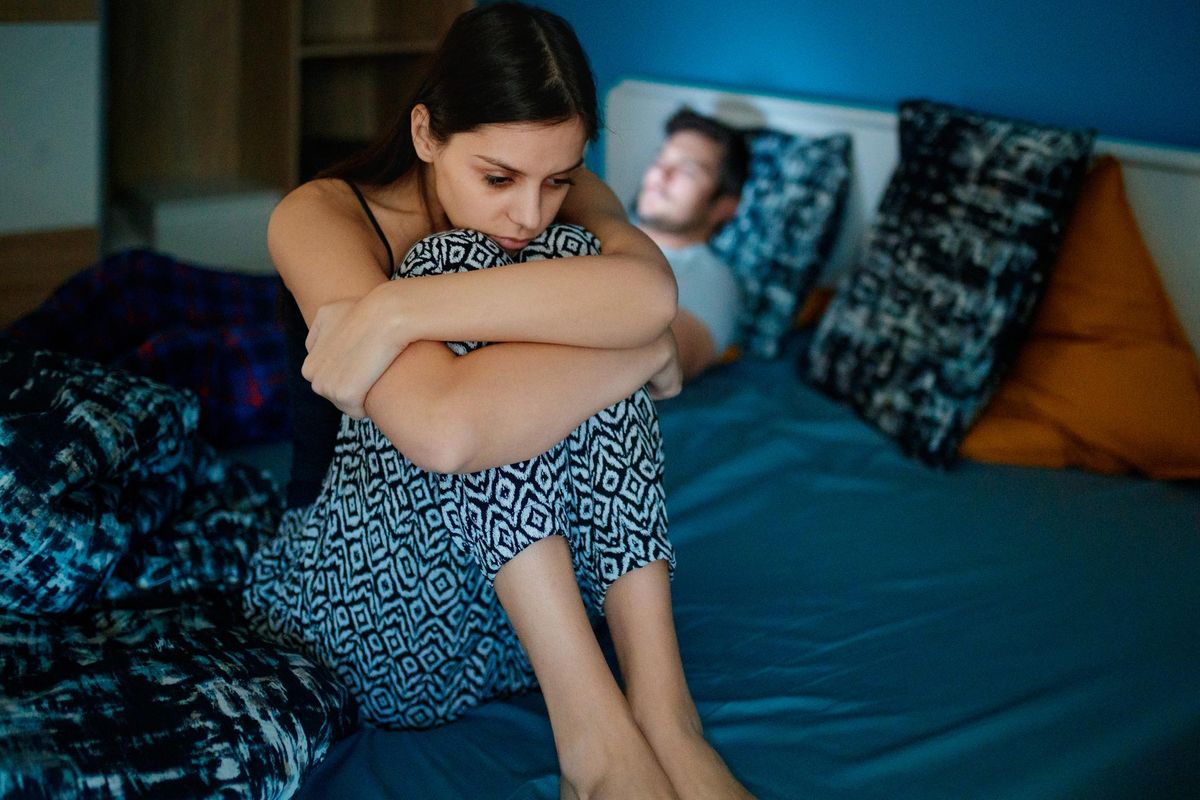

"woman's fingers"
[301, 295, 404, 418]
[303, 349, 372, 419]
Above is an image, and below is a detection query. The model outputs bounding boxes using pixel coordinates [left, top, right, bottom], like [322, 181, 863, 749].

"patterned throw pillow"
[711, 129, 852, 358]
[802, 99, 1095, 467]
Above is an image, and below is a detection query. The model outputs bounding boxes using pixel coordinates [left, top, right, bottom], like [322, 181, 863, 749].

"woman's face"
[414, 109, 588, 252]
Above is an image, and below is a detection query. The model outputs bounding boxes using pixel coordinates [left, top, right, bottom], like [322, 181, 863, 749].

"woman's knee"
[518, 223, 600, 262]
[398, 229, 512, 279]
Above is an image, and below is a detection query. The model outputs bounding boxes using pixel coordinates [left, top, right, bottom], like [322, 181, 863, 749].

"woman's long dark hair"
[317, 2, 599, 195]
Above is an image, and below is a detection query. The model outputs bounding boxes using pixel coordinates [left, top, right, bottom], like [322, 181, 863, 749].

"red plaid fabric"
[3, 249, 290, 447]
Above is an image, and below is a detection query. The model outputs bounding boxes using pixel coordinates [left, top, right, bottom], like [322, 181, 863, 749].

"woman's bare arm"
[272, 179, 680, 463]
[276, 171, 673, 344]
[269, 181, 391, 324]
[383, 167, 677, 348]
[280, 175, 680, 417]
[364, 333, 679, 474]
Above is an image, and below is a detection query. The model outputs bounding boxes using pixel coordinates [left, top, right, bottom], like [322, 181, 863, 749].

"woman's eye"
[484, 175, 510, 187]
[548, 177, 576, 188]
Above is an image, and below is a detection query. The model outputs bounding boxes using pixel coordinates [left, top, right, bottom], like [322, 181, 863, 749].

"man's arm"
[671, 308, 719, 381]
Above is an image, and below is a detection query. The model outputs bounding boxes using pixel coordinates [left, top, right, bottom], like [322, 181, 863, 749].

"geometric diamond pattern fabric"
[242, 225, 674, 729]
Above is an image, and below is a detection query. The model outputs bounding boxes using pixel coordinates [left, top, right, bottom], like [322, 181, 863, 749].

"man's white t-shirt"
[659, 243, 742, 354]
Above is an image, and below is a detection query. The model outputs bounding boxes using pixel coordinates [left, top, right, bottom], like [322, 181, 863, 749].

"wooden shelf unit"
[107, 0, 471, 196]
[293, 0, 471, 183]
[299, 39, 442, 59]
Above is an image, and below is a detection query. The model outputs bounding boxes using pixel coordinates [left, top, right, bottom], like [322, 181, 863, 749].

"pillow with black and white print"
[711, 129, 851, 359]
[801, 99, 1095, 467]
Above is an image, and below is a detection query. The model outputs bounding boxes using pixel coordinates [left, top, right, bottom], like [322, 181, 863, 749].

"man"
[635, 108, 748, 380]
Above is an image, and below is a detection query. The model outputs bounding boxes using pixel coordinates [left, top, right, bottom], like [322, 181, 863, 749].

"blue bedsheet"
[292, 338, 1200, 799]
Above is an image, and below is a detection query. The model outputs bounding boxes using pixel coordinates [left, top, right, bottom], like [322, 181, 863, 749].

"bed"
[290, 78, 1200, 798]
[287, 339, 1200, 799]
[3, 78, 1198, 799]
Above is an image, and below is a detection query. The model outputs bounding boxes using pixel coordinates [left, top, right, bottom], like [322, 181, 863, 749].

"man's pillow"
[711, 129, 851, 359]
[801, 99, 1095, 467]
[961, 156, 1200, 478]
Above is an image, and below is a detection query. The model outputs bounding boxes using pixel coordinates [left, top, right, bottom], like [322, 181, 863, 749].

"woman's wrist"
[373, 280, 422, 349]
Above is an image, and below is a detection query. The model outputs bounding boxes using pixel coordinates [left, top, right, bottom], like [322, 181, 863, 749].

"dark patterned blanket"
[0, 343, 356, 798]
[2, 249, 290, 448]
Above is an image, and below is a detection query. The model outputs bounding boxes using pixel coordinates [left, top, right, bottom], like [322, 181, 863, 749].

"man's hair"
[664, 108, 749, 199]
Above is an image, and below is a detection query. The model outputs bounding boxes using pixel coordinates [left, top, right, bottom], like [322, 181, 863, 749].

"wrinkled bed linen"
[2, 249, 289, 448]
[0, 344, 277, 615]
[0, 603, 356, 799]
[0, 343, 356, 798]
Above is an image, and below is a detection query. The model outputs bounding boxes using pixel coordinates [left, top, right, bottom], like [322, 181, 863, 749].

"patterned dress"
[242, 225, 675, 729]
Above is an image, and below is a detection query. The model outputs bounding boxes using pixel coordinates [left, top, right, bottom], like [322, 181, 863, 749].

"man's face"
[636, 130, 728, 237]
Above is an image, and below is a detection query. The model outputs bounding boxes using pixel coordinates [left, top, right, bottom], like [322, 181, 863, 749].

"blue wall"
[484, 0, 1199, 172]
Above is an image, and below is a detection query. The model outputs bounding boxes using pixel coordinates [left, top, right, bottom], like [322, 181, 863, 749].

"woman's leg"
[493, 535, 678, 800]
[605, 562, 756, 799]
[511, 224, 752, 796]
[403, 226, 665, 791]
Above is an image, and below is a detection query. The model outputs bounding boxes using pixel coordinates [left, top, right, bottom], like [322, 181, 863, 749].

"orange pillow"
[794, 286, 835, 328]
[960, 156, 1200, 479]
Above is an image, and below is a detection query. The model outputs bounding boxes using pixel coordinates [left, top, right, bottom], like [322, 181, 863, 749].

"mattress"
[286, 334, 1200, 799]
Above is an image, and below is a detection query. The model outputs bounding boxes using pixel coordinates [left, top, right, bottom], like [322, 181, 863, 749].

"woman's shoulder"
[275, 178, 359, 222]
[270, 178, 396, 250]
[268, 178, 398, 280]
[273, 177, 426, 255]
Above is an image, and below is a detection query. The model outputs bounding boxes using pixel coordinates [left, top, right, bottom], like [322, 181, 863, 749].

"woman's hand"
[646, 328, 683, 401]
[302, 285, 413, 419]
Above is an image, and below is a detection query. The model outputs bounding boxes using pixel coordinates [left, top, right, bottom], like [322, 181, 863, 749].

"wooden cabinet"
[295, 0, 472, 184]
[107, 0, 472, 196]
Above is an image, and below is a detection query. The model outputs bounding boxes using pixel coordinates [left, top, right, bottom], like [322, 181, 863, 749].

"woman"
[242, 4, 753, 798]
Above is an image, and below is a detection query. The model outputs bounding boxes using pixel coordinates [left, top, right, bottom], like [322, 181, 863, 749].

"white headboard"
[605, 78, 1200, 356]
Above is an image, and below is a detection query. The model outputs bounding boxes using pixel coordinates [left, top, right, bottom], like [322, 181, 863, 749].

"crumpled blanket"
[0, 343, 357, 798]
[0, 344, 276, 615]
[0, 603, 356, 799]
[2, 249, 289, 448]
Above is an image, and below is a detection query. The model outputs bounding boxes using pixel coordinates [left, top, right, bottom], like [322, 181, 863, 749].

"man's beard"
[635, 198, 708, 237]
[639, 214, 707, 236]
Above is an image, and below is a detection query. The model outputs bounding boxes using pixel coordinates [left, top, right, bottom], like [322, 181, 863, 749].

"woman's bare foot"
[558, 717, 680, 800]
[631, 703, 755, 800]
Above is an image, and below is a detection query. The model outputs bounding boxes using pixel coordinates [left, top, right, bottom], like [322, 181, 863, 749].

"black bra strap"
[346, 180, 395, 272]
